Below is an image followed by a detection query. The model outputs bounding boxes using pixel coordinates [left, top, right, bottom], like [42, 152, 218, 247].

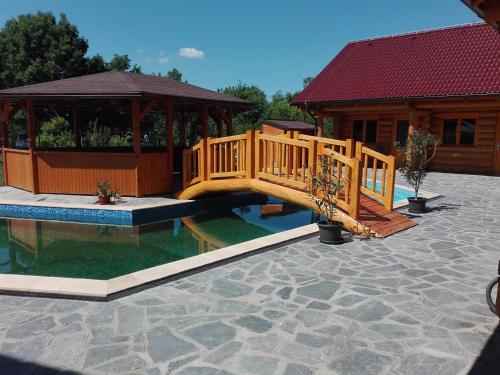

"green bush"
[37, 116, 74, 147]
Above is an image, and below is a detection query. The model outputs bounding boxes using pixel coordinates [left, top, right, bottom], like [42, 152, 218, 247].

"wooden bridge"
[179, 131, 416, 237]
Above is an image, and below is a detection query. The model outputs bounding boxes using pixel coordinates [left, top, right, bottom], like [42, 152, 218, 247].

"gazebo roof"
[262, 120, 315, 131]
[0, 71, 252, 108]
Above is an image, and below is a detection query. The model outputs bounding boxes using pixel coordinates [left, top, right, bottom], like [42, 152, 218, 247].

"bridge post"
[355, 141, 364, 160]
[307, 138, 317, 177]
[345, 139, 355, 158]
[200, 138, 208, 181]
[350, 158, 361, 219]
[245, 130, 255, 179]
[385, 155, 396, 211]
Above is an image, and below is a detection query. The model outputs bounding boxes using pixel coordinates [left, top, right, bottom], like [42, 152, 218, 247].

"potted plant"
[399, 131, 437, 213]
[95, 181, 121, 205]
[307, 154, 344, 244]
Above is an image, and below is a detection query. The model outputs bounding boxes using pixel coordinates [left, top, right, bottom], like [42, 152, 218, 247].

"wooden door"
[392, 119, 409, 167]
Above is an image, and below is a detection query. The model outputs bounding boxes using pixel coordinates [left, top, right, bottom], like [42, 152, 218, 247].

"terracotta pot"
[98, 195, 111, 205]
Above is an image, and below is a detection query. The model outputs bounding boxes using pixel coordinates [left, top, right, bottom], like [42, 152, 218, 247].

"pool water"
[0, 195, 317, 280]
[364, 180, 415, 202]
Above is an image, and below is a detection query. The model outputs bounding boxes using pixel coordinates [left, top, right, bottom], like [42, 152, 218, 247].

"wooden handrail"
[181, 133, 396, 219]
[355, 141, 396, 211]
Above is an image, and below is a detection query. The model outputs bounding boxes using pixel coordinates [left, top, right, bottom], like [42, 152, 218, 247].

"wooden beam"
[316, 117, 324, 137]
[215, 107, 232, 135]
[132, 98, 141, 155]
[139, 100, 158, 122]
[226, 108, 233, 135]
[165, 102, 174, 192]
[26, 99, 39, 193]
[201, 105, 209, 139]
[179, 112, 187, 148]
[1, 103, 12, 186]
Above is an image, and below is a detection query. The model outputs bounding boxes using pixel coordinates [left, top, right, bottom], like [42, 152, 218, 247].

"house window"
[352, 119, 377, 143]
[442, 118, 476, 146]
[353, 120, 364, 141]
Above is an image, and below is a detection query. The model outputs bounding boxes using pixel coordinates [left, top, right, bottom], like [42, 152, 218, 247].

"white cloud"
[137, 48, 145, 54]
[158, 56, 169, 65]
[178, 47, 205, 59]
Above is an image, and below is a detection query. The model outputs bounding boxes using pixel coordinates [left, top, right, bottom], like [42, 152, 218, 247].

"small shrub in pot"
[95, 181, 121, 205]
[307, 153, 345, 244]
[399, 131, 437, 213]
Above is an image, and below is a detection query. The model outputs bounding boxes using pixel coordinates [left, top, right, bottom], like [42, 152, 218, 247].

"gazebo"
[0, 72, 251, 196]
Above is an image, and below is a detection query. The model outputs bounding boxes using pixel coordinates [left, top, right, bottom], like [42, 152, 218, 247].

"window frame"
[351, 118, 378, 144]
[440, 115, 477, 147]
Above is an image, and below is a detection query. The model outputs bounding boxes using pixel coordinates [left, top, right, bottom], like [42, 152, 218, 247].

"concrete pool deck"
[0, 172, 498, 374]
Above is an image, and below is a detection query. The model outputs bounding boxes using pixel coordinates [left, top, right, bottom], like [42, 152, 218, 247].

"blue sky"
[0, 0, 479, 97]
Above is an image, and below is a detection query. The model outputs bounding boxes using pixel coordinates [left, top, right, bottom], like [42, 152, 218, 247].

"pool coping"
[0, 223, 320, 300]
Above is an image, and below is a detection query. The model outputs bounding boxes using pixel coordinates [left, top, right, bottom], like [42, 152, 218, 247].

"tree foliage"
[307, 154, 344, 224]
[37, 116, 74, 147]
[265, 91, 314, 124]
[219, 82, 267, 133]
[399, 131, 438, 198]
[0, 12, 88, 89]
[166, 68, 183, 81]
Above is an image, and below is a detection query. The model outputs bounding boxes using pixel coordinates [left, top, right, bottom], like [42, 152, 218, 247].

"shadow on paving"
[0, 354, 80, 375]
[469, 324, 500, 374]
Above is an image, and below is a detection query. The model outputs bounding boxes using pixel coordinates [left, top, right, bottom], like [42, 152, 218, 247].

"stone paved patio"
[0, 172, 499, 375]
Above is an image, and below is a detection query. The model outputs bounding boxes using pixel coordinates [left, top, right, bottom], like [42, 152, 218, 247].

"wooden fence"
[182, 131, 396, 218]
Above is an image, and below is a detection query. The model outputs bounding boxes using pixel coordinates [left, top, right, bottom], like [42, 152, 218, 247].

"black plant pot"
[408, 197, 428, 213]
[317, 220, 343, 244]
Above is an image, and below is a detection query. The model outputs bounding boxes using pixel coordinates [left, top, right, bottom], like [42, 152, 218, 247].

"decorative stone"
[146, 326, 196, 362]
[297, 280, 340, 300]
[234, 315, 273, 333]
[211, 279, 252, 298]
[184, 322, 236, 349]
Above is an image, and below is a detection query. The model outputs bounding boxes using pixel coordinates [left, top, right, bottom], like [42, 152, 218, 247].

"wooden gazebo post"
[0, 103, 11, 185]
[132, 98, 142, 157]
[165, 102, 174, 192]
[26, 99, 39, 194]
[72, 104, 81, 148]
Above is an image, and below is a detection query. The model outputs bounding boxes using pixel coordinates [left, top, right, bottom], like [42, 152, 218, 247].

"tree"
[399, 131, 438, 198]
[166, 68, 183, 81]
[265, 91, 314, 123]
[303, 76, 314, 88]
[108, 54, 131, 71]
[86, 54, 108, 74]
[0, 12, 88, 89]
[37, 116, 74, 147]
[220, 82, 268, 133]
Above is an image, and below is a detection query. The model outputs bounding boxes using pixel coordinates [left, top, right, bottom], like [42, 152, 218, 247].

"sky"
[0, 0, 480, 97]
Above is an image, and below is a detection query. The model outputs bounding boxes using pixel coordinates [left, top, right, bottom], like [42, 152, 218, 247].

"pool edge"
[0, 223, 320, 300]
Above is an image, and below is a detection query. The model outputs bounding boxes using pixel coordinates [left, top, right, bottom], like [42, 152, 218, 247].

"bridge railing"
[355, 142, 396, 211]
[182, 141, 203, 188]
[207, 134, 248, 179]
[182, 131, 396, 218]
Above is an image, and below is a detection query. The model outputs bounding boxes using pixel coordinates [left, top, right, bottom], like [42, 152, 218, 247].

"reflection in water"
[0, 195, 315, 279]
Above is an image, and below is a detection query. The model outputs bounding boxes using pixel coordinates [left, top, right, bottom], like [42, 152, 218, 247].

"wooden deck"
[357, 194, 417, 238]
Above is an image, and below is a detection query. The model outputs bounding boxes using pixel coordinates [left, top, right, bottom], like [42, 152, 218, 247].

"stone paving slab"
[0, 172, 499, 374]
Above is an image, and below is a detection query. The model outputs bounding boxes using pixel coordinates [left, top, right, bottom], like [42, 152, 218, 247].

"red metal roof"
[0, 71, 251, 107]
[293, 23, 500, 105]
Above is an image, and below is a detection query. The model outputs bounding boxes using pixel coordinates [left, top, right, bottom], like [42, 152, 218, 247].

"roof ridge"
[347, 22, 486, 45]
[0, 71, 118, 91]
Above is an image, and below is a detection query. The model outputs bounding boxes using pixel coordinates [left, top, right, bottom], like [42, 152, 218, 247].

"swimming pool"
[0, 195, 317, 280]
[364, 180, 416, 202]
